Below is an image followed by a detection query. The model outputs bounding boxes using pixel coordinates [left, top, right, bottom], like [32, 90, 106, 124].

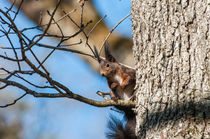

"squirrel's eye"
[106, 63, 109, 67]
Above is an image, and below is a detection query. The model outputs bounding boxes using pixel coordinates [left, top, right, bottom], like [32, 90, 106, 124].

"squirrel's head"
[99, 60, 117, 77]
[94, 42, 117, 77]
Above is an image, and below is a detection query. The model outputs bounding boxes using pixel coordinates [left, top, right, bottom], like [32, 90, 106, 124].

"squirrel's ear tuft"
[94, 46, 101, 63]
[104, 41, 116, 62]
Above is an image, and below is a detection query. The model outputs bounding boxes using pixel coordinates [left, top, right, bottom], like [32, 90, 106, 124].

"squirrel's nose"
[100, 71, 105, 76]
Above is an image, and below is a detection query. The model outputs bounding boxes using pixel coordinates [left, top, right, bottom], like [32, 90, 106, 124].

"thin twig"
[97, 91, 110, 101]
[57, 9, 76, 23]
[36, 43, 95, 59]
[87, 15, 107, 37]
[99, 13, 131, 55]
[63, 10, 96, 58]
[26, 0, 62, 50]
[0, 25, 21, 71]
[80, 1, 85, 27]
[0, 93, 27, 108]
[60, 39, 82, 47]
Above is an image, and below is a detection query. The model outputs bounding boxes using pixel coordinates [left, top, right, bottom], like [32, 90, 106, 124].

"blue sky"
[93, 0, 132, 38]
[0, 0, 131, 139]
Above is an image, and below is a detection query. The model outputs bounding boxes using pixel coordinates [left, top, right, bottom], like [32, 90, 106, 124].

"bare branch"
[63, 10, 96, 58]
[60, 39, 82, 47]
[57, 9, 77, 23]
[96, 91, 110, 101]
[37, 19, 93, 69]
[99, 13, 131, 55]
[26, 0, 62, 50]
[87, 14, 107, 37]
[0, 1, 135, 110]
[0, 25, 21, 70]
[0, 79, 136, 108]
[0, 93, 27, 108]
[0, 55, 24, 62]
[36, 43, 95, 59]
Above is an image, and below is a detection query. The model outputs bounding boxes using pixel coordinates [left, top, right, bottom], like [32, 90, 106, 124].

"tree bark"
[131, 0, 210, 138]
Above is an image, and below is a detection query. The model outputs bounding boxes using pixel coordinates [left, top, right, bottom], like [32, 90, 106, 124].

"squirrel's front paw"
[121, 76, 130, 89]
[111, 96, 119, 101]
[110, 93, 119, 101]
[121, 81, 128, 89]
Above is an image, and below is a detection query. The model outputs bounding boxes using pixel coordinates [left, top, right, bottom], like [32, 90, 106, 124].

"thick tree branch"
[0, 79, 136, 108]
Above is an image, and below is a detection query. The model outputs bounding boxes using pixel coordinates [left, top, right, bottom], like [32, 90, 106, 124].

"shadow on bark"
[138, 101, 210, 138]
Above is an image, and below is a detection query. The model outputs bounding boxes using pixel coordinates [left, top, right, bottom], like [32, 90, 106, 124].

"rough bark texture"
[131, 0, 210, 138]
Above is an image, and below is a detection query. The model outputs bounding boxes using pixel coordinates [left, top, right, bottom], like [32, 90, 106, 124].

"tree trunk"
[131, 0, 210, 138]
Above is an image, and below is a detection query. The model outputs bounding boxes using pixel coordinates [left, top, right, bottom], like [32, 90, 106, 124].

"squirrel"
[94, 42, 136, 101]
[94, 42, 137, 139]
[106, 107, 137, 139]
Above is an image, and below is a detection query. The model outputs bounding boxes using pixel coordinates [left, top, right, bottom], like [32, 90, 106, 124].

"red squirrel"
[94, 42, 136, 101]
[94, 42, 137, 139]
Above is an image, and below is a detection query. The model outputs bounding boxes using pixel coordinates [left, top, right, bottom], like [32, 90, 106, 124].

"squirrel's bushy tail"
[106, 114, 136, 139]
